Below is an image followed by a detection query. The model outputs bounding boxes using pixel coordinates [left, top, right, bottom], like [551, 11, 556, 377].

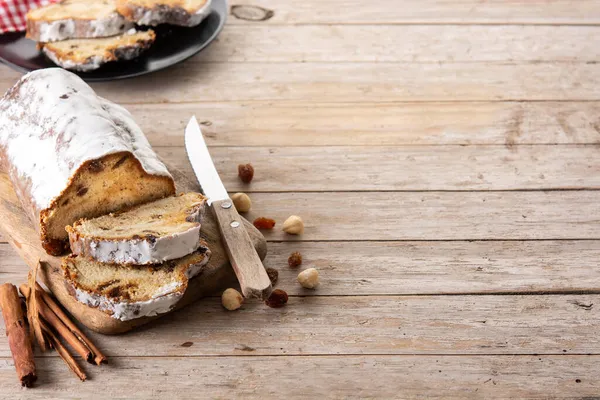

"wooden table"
[1, 1, 600, 398]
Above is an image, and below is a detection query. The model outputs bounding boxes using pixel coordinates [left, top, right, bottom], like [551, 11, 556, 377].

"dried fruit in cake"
[67, 193, 207, 265]
[27, 0, 134, 42]
[62, 243, 211, 321]
[0, 69, 175, 255]
[41, 29, 156, 72]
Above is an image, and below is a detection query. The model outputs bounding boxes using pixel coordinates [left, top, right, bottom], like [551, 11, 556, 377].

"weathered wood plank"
[156, 145, 600, 192]
[1, 355, 597, 398]
[204, 25, 600, 63]
[126, 101, 600, 146]
[2, 295, 599, 356]
[2, 62, 600, 103]
[3, 240, 600, 295]
[227, 0, 600, 25]
[234, 191, 600, 241]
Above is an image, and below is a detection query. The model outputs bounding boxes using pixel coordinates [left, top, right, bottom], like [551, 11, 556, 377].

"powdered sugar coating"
[0, 69, 172, 213]
[129, 0, 212, 26]
[37, 13, 134, 42]
[74, 250, 210, 321]
[83, 224, 202, 264]
[42, 47, 103, 71]
[42, 29, 152, 71]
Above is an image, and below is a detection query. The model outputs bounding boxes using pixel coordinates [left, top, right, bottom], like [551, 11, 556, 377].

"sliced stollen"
[27, 0, 134, 42]
[41, 29, 156, 71]
[67, 193, 207, 265]
[0, 69, 175, 256]
[62, 243, 211, 321]
[117, 0, 212, 27]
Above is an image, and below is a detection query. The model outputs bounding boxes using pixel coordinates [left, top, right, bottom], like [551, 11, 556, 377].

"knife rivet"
[221, 201, 232, 209]
[230, 221, 240, 228]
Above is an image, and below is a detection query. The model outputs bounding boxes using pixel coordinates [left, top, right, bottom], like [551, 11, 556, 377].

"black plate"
[0, 0, 227, 81]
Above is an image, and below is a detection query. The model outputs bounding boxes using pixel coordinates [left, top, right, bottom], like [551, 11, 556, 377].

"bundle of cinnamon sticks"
[0, 261, 106, 387]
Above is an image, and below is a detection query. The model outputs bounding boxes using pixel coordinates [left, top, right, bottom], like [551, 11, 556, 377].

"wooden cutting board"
[0, 166, 266, 334]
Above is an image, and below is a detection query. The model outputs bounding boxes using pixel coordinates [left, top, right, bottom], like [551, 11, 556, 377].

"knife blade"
[184, 116, 272, 299]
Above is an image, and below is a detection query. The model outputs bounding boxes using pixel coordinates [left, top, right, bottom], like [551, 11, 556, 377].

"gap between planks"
[3, 62, 600, 103]
[1, 355, 598, 399]
[2, 294, 600, 357]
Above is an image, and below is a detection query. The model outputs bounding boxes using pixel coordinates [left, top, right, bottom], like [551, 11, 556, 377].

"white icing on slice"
[86, 225, 202, 265]
[74, 252, 210, 321]
[37, 13, 134, 42]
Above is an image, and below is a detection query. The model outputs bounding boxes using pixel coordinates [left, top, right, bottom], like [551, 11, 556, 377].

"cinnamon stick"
[26, 264, 47, 352]
[39, 319, 86, 382]
[35, 283, 106, 365]
[0, 283, 37, 387]
[20, 285, 93, 364]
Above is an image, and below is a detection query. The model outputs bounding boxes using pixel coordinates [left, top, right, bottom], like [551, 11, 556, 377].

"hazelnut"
[288, 251, 302, 268]
[231, 192, 252, 213]
[282, 215, 304, 235]
[238, 163, 254, 183]
[266, 267, 279, 285]
[265, 289, 288, 308]
[298, 268, 319, 289]
[221, 288, 243, 310]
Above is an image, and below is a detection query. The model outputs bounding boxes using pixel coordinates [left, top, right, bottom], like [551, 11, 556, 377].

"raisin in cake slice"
[0, 69, 175, 256]
[63, 243, 211, 321]
[117, 0, 212, 27]
[67, 193, 207, 265]
[41, 29, 155, 72]
[27, 0, 134, 42]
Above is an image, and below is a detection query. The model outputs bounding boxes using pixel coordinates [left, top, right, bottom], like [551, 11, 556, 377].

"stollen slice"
[67, 192, 207, 264]
[117, 0, 212, 27]
[62, 243, 211, 321]
[27, 0, 134, 42]
[41, 29, 156, 71]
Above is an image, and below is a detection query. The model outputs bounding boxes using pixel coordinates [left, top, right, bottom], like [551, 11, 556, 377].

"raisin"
[265, 289, 288, 308]
[253, 217, 275, 230]
[107, 286, 122, 298]
[288, 252, 302, 268]
[266, 267, 278, 285]
[60, 94, 69, 99]
[76, 186, 88, 196]
[61, 198, 70, 206]
[238, 163, 254, 183]
[113, 154, 129, 169]
[42, 238, 69, 256]
[88, 160, 103, 173]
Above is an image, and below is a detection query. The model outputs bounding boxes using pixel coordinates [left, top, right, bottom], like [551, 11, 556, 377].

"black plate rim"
[0, 0, 227, 82]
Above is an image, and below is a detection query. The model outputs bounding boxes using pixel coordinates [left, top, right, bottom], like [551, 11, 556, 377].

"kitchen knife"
[184, 116, 272, 299]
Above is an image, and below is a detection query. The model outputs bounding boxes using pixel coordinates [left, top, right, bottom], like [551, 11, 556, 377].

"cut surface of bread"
[42, 29, 156, 71]
[62, 243, 211, 321]
[117, 0, 212, 26]
[0, 69, 175, 256]
[67, 192, 207, 264]
[27, 0, 133, 42]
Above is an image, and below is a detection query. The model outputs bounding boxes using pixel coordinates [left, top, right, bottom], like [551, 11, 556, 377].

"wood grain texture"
[227, 0, 600, 24]
[155, 145, 600, 191]
[124, 101, 600, 146]
[2, 294, 599, 357]
[2, 61, 599, 104]
[0, 173, 266, 334]
[94, 62, 600, 103]
[204, 25, 600, 63]
[212, 199, 272, 299]
[240, 191, 600, 241]
[4, 240, 600, 296]
[0, 355, 598, 398]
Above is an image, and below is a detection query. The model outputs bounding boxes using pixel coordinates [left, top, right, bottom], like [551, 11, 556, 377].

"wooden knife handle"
[212, 199, 272, 299]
